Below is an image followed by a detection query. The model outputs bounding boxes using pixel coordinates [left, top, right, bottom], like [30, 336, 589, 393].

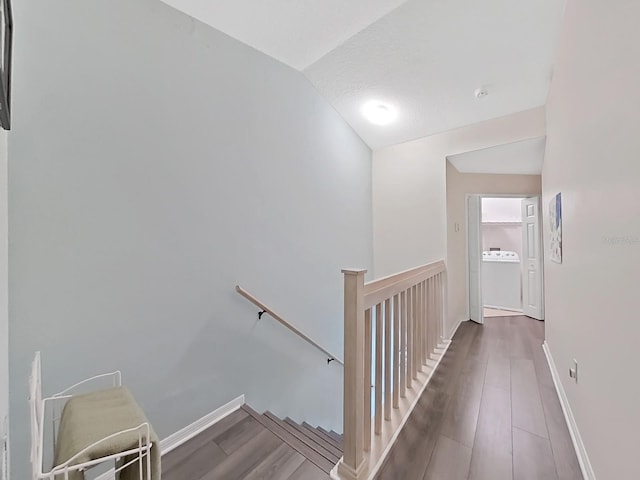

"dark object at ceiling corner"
[0, 0, 13, 130]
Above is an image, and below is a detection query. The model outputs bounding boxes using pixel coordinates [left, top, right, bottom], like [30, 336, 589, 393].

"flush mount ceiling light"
[362, 101, 397, 125]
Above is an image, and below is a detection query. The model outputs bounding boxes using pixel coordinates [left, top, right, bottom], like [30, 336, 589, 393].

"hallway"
[376, 316, 582, 480]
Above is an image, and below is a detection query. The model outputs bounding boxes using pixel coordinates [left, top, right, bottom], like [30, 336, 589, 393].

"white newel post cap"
[341, 269, 367, 275]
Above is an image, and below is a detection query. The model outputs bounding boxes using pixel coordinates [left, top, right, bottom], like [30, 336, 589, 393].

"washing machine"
[482, 251, 521, 311]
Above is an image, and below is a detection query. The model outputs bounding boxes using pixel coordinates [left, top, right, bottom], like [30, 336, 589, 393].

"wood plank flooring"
[161, 316, 580, 480]
[375, 316, 583, 480]
[162, 407, 333, 480]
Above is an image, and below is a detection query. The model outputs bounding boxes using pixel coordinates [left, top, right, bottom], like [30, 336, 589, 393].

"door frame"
[466, 195, 484, 323]
[465, 193, 545, 321]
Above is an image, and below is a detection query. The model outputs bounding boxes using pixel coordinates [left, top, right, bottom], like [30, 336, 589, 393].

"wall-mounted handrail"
[235, 285, 344, 366]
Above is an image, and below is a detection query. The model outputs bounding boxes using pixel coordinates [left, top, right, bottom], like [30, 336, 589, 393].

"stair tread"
[309, 424, 344, 446]
[299, 422, 343, 452]
[265, 412, 340, 463]
[284, 418, 343, 458]
[241, 406, 336, 474]
[317, 425, 344, 444]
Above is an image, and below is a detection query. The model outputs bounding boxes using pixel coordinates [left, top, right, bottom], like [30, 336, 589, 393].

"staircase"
[162, 404, 343, 480]
[243, 405, 343, 474]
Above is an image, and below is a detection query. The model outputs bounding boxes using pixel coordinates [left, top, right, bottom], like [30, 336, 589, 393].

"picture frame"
[0, 0, 13, 130]
[549, 192, 562, 263]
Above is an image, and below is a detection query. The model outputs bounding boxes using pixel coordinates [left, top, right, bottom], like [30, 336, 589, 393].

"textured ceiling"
[161, 0, 565, 149]
[159, 0, 410, 69]
[447, 137, 546, 175]
[304, 0, 565, 148]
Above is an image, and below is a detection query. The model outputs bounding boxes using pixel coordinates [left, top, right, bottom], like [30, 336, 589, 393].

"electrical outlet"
[569, 359, 578, 383]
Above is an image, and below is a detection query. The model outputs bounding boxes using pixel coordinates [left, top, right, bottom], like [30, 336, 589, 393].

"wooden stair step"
[317, 426, 344, 445]
[284, 418, 343, 458]
[241, 406, 335, 474]
[309, 424, 343, 449]
[264, 412, 340, 464]
[300, 422, 343, 453]
[319, 429, 343, 449]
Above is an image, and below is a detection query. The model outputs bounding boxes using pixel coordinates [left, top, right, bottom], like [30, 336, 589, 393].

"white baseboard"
[447, 318, 465, 340]
[95, 394, 245, 480]
[542, 342, 595, 480]
[160, 394, 245, 454]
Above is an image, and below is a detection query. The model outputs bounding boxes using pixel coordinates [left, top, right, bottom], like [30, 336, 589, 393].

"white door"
[521, 197, 544, 320]
[467, 195, 484, 324]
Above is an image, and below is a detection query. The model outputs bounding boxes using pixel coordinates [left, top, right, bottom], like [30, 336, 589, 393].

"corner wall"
[446, 164, 541, 326]
[372, 107, 545, 337]
[9, 0, 372, 476]
[543, 0, 640, 477]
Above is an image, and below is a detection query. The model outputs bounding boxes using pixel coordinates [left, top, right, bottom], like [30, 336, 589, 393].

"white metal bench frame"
[29, 352, 153, 480]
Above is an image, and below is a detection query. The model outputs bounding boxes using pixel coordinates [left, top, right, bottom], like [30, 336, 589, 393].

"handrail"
[235, 285, 344, 366]
[363, 261, 446, 309]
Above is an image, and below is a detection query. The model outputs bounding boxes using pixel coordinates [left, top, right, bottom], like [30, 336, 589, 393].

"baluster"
[438, 272, 443, 346]
[384, 298, 392, 421]
[423, 279, 428, 365]
[406, 287, 413, 389]
[417, 282, 424, 371]
[411, 285, 420, 380]
[441, 270, 447, 344]
[375, 302, 383, 435]
[393, 293, 400, 409]
[425, 277, 432, 359]
[364, 308, 372, 451]
[416, 282, 422, 369]
[424, 279, 430, 365]
[400, 290, 407, 398]
[430, 276, 436, 357]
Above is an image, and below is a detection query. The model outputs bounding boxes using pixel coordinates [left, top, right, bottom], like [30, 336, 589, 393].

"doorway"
[467, 194, 544, 324]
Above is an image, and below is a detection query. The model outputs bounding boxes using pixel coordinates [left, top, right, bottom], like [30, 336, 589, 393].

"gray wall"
[543, 0, 640, 477]
[9, 0, 372, 475]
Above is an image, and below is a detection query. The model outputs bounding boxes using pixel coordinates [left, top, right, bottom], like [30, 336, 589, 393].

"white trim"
[465, 192, 545, 324]
[481, 221, 523, 226]
[95, 394, 245, 480]
[483, 305, 523, 313]
[542, 342, 595, 480]
[447, 318, 465, 341]
[331, 337, 455, 480]
[466, 194, 484, 325]
[160, 394, 245, 454]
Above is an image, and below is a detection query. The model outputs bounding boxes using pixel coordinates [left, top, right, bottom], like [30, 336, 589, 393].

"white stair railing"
[334, 261, 448, 480]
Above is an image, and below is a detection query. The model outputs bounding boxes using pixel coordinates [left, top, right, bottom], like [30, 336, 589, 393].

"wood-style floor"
[484, 307, 523, 318]
[161, 316, 581, 480]
[375, 316, 583, 480]
[162, 406, 332, 480]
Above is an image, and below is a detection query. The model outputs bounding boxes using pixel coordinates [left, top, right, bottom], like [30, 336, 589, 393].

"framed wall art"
[549, 192, 562, 263]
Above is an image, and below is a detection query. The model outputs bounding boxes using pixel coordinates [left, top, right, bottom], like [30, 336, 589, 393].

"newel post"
[338, 269, 368, 480]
